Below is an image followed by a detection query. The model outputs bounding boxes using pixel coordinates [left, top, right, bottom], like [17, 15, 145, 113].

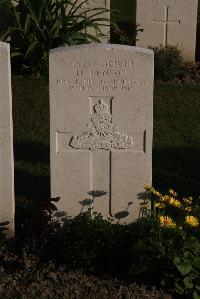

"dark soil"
[0, 266, 173, 299]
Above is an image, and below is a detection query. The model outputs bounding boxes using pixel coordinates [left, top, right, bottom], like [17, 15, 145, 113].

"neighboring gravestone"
[136, 0, 198, 61]
[50, 44, 153, 223]
[0, 42, 15, 237]
[73, 0, 110, 43]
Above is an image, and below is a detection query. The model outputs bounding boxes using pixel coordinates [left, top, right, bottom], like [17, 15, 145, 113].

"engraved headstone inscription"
[136, 0, 198, 61]
[50, 44, 154, 223]
[0, 42, 15, 237]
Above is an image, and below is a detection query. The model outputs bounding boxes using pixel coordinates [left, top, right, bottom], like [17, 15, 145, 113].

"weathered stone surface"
[50, 44, 153, 223]
[136, 0, 198, 61]
[0, 42, 15, 237]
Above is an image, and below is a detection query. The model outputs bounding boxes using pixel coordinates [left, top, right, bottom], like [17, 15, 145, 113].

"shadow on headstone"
[113, 191, 151, 223]
[114, 202, 133, 223]
[0, 221, 9, 233]
[0, 222, 10, 240]
[87, 190, 108, 198]
[79, 190, 108, 213]
[79, 198, 94, 213]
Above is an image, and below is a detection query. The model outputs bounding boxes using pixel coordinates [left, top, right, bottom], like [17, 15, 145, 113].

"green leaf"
[25, 40, 39, 57]
[24, 14, 31, 34]
[194, 257, 200, 270]
[173, 256, 193, 276]
[175, 282, 185, 294]
[0, 25, 11, 41]
[1, 0, 110, 76]
[11, 52, 23, 58]
[193, 290, 200, 299]
[183, 276, 193, 289]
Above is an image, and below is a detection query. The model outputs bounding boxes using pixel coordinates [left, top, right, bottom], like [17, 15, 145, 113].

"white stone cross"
[56, 96, 146, 216]
[153, 6, 181, 46]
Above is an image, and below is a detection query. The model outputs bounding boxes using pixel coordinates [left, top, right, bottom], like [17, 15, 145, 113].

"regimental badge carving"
[70, 100, 133, 150]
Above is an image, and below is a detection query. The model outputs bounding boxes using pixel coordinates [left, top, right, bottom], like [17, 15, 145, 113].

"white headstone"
[50, 44, 153, 223]
[136, 0, 198, 61]
[0, 42, 15, 237]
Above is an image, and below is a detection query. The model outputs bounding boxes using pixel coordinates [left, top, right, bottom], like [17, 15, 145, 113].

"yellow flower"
[152, 190, 162, 198]
[169, 189, 178, 197]
[154, 203, 165, 209]
[159, 216, 176, 228]
[140, 202, 149, 209]
[144, 185, 152, 192]
[185, 216, 199, 228]
[183, 197, 193, 205]
[161, 195, 171, 203]
[169, 197, 182, 208]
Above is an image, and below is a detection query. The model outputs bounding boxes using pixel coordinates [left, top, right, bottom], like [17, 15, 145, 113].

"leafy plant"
[0, 0, 109, 77]
[111, 22, 143, 45]
[130, 186, 200, 299]
[173, 237, 200, 299]
[151, 45, 186, 81]
[47, 211, 134, 274]
[110, 7, 143, 45]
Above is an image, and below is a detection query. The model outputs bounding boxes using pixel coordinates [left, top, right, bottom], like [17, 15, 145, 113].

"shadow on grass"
[14, 140, 50, 235]
[14, 140, 49, 164]
[14, 140, 50, 199]
[153, 147, 200, 197]
[15, 169, 50, 199]
[15, 167, 50, 236]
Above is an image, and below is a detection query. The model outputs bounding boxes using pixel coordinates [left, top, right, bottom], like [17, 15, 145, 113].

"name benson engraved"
[55, 59, 146, 92]
[70, 100, 133, 150]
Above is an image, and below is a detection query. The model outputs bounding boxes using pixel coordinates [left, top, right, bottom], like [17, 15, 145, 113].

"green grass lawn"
[12, 77, 200, 223]
[153, 84, 200, 196]
[12, 77, 50, 226]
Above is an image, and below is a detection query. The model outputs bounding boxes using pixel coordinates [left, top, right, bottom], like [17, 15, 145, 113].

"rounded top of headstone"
[50, 43, 154, 56]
